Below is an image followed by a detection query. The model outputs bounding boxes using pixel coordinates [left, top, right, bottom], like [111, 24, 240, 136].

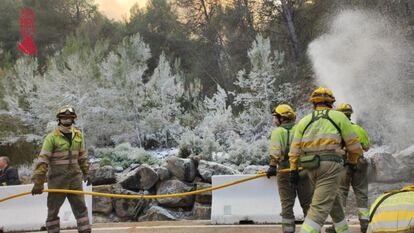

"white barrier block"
[0, 183, 92, 232]
[211, 175, 304, 224]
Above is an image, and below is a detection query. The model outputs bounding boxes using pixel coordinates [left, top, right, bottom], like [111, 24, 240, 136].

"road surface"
[24, 220, 361, 233]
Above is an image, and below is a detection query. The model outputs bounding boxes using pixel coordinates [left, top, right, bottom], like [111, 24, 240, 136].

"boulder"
[90, 166, 116, 185]
[114, 166, 124, 173]
[92, 185, 113, 215]
[197, 160, 238, 183]
[138, 164, 159, 190]
[195, 182, 212, 204]
[119, 165, 159, 191]
[119, 168, 140, 190]
[394, 145, 414, 179]
[369, 152, 411, 183]
[138, 205, 192, 221]
[156, 166, 171, 181]
[92, 213, 121, 223]
[242, 165, 269, 174]
[157, 180, 195, 208]
[112, 185, 147, 219]
[166, 156, 197, 182]
[138, 205, 177, 221]
[192, 203, 211, 220]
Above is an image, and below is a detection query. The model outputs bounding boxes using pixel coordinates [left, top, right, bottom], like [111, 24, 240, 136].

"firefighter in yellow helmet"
[31, 106, 91, 233]
[337, 103, 370, 233]
[267, 104, 313, 233]
[289, 87, 363, 233]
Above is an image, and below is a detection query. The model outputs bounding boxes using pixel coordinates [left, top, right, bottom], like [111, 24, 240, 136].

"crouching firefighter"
[288, 87, 363, 233]
[31, 106, 91, 233]
[267, 104, 313, 233]
[368, 184, 414, 233]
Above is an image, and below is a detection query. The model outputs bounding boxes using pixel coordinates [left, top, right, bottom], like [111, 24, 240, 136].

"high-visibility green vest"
[368, 185, 414, 233]
[269, 122, 295, 167]
[32, 127, 89, 184]
[289, 107, 363, 170]
[352, 123, 370, 151]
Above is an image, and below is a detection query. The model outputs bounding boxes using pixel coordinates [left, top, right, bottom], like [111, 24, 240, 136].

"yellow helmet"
[273, 104, 296, 119]
[56, 105, 77, 119]
[336, 103, 353, 115]
[309, 87, 335, 104]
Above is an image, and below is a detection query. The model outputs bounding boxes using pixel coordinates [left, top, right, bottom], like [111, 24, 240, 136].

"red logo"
[18, 8, 37, 56]
[18, 37, 37, 55]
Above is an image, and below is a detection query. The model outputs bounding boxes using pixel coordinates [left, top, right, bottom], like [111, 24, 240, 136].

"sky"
[95, 0, 147, 21]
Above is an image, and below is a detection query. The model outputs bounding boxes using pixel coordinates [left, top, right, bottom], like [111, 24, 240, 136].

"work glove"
[31, 183, 44, 195]
[266, 166, 277, 178]
[289, 170, 300, 185]
[356, 157, 368, 171]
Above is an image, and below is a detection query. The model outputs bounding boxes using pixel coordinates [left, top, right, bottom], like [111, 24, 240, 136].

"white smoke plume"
[308, 9, 414, 150]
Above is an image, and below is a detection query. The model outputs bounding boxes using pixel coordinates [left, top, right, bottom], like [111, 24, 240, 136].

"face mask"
[60, 118, 73, 126]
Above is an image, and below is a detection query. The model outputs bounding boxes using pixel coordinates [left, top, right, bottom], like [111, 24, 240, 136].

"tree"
[141, 53, 185, 147]
[233, 35, 288, 141]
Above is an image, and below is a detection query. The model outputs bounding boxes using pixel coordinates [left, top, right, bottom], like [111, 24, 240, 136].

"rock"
[112, 185, 146, 219]
[369, 152, 411, 183]
[138, 205, 192, 221]
[197, 160, 238, 183]
[114, 166, 124, 173]
[192, 203, 211, 220]
[242, 165, 269, 174]
[166, 156, 197, 182]
[138, 164, 159, 190]
[138, 206, 177, 221]
[119, 168, 140, 190]
[157, 180, 195, 208]
[130, 163, 140, 170]
[394, 145, 414, 178]
[92, 185, 113, 215]
[195, 182, 212, 204]
[156, 166, 171, 181]
[92, 213, 120, 223]
[119, 165, 159, 191]
[90, 166, 116, 185]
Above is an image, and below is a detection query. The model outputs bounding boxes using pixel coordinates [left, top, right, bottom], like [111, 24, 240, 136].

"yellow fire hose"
[0, 168, 296, 203]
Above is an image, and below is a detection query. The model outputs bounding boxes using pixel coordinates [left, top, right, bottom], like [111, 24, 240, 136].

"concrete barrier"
[211, 175, 304, 224]
[0, 183, 92, 232]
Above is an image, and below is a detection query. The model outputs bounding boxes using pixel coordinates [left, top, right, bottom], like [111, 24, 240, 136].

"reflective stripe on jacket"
[269, 123, 295, 166]
[32, 127, 89, 184]
[368, 185, 414, 233]
[289, 106, 363, 170]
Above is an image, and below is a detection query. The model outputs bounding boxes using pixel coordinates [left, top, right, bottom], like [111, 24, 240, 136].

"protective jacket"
[368, 185, 414, 233]
[352, 123, 370, 151]
[269, 122, 295, 167]
[32, 127, 89, 184]
[289, 107, 363, 171]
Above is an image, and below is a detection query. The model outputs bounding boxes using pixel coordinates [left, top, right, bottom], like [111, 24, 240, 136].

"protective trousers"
[277, 171, 313, 233]
[300, 161, 349, 233]
[46, 165, 91, 233]
[339, 158, 369, 233]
